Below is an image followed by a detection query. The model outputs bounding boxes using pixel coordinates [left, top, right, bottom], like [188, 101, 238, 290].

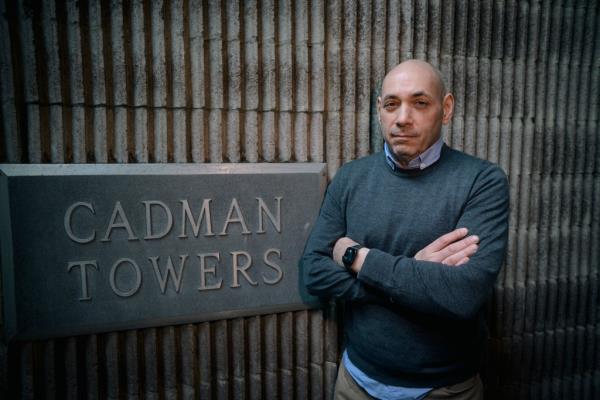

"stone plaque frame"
[0, 163, 326, 341]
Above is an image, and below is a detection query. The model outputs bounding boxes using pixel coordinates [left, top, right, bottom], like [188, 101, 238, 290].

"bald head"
[382, 60, 447, 101]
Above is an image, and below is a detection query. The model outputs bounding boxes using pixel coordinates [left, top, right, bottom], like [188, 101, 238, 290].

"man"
[301, 60, 509, 399]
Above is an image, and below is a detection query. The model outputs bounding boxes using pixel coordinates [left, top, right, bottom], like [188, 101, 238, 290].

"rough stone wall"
[0, 0, 599, 399]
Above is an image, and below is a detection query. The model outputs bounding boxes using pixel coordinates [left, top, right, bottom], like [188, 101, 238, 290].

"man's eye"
[415, 101, 428, 107]
[384, 103, 397, 110]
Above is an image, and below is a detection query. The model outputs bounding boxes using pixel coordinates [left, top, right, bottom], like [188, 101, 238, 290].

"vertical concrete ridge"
[325, 0, 342, 176]
[188, 0, 206, 162]
[87, 0, 108, 163]
[213, 319, 229, 400]
[386, 0, 401, 69]
[41, 0, 64, 162]
[369, 0, 386, 154]
[124, 330, 141, 399]
[242, 0, 259, 163]
[277, 0, 293, 135]
[151, 0, 167, 162]
[110, 0, 128, 163]
[260, 0, 277, 162]
[341, 0, 357, 164]
[310, 0, 325, 163]
[413, 0, 428, 61]
[293, 0, 309, 161]
[225, 0, 241, 163]
[356, 0, 372, 157]
[207, 1, 225, 162]
[170, 0, 187, 162]
[263, 313, 278, 399]
[17, 0, 41, 162]
[247, 315, 262, 400]
[427, 0, 442, 66]
[0, 0, 19, 162]
[397, 0, 413, 62]
[130, 0, 149, 162]
[279, 311, 294, 398]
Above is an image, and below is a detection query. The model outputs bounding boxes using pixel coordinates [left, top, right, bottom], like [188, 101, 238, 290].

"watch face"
[342, 247, 358, 267]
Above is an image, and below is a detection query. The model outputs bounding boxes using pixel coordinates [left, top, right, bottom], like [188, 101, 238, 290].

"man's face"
[377, 64, 453, 165]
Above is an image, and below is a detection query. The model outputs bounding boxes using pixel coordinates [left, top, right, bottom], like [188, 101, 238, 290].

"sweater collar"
[384, 136, 444, 172]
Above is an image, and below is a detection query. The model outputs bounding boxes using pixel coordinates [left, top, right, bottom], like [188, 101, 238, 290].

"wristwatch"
[342, 244, 363, 269]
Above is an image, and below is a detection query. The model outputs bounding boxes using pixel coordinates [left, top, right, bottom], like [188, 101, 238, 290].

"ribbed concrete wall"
[0, 0, 598, 399]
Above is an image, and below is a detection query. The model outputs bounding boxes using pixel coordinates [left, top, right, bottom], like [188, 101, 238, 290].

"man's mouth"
[390, 132, 418, 139]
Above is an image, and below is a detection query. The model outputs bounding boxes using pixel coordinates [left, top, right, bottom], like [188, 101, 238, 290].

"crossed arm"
[332, 227, 481, 274]
[301, 164, 509, 320]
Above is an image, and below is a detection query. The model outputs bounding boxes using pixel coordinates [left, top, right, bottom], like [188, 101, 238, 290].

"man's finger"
[441, 244, 478, 265]
[455, 257, 470, 266]
[425, 227, 469, 252]
[438, 235, 479, 260]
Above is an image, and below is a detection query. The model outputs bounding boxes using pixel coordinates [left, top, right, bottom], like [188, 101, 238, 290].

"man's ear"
[442, 93, 454, 124]
[376, 96, 382, 123]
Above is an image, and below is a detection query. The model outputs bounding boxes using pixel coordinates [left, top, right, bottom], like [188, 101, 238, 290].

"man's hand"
[415, 228, 479, 266]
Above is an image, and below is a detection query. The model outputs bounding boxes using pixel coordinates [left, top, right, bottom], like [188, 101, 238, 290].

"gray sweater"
[301, 144, 509, 388]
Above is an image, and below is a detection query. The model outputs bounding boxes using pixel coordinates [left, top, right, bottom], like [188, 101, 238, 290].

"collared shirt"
[343, 351, 431, 400]
[384, 136, 444, 171]
[345, 138, 444, 399]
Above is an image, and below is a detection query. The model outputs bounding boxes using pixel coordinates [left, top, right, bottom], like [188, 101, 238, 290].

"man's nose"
[394, 105, 411, 126]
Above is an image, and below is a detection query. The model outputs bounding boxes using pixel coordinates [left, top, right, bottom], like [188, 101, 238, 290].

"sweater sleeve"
[301, 168, 379, 302]
[357, 164, 509, 320]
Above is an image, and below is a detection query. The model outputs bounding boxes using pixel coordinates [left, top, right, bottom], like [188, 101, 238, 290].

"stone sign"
[0, 163, 326, 341]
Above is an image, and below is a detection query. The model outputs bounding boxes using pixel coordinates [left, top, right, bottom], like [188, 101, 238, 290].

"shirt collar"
[384, 136, 444, 171]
